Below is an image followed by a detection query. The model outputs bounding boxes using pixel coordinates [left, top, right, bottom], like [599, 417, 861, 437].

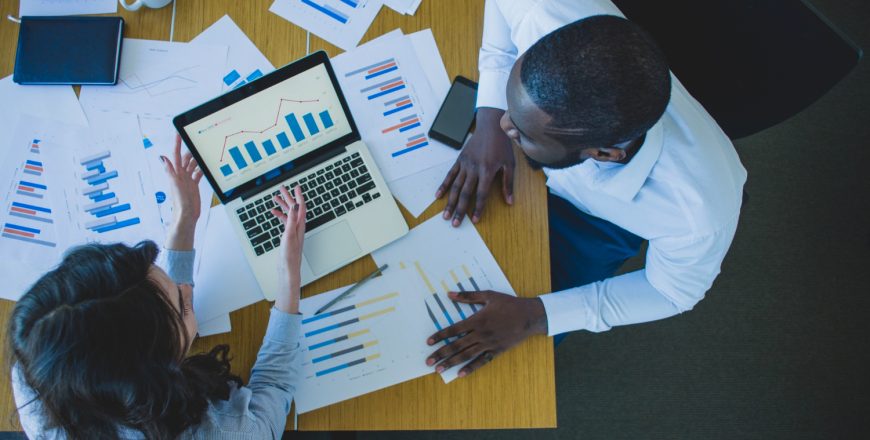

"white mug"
[119, 0, 173, 11]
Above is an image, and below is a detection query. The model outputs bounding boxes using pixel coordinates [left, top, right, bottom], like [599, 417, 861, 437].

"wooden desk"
[0, 0, 555, 431]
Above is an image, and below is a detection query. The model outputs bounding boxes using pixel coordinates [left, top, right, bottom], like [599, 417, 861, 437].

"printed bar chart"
[30, 139, 40, 154]
[301, 0, 349, 24]
[23, 160, 43, 176]
[2, 222, 56, 247]
[17, 180, 47, 199]
[78, 151, 142, 234]
[392, 133, 429, 158]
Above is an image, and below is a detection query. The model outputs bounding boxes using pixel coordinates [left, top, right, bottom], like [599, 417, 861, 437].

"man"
[426, 0, 747, 377]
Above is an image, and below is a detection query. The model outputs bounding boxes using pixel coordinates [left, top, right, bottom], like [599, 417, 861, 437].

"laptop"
[174, 51, 408, 300]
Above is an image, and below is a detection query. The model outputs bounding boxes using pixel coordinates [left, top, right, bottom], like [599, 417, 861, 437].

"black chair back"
[612, 0, 862, 139]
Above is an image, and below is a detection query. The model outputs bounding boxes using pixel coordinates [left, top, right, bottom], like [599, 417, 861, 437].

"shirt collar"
[591, 121, 664, 202]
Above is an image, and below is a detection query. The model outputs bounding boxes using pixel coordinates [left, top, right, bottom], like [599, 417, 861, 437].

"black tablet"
[13, 16, 124, 85]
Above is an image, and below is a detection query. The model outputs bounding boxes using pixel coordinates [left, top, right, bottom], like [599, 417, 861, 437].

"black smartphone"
[428, 76, 478, 149]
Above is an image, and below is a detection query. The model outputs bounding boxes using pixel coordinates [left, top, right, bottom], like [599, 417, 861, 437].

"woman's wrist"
[166, 215, 198, 251]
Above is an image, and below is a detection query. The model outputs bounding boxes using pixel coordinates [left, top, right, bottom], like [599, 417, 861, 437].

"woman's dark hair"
[520, 15, 672, 147]
[7, 241, 242, 439]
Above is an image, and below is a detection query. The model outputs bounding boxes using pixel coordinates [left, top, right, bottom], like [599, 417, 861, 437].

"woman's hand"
[162, 135, 204, 251]
[270, 185, 306, 315]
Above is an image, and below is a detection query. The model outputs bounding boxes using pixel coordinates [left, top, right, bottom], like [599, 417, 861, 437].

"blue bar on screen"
[277, 132, 291, 149]
[244, 142, 263, 162]
[286, 114, 306, 142]
[220, 164, 233, 176]
[302, 113, 320, 135]
[229, 147, 248, 169]
[319, 110, 334, 128]
[262, 140, 277, 155]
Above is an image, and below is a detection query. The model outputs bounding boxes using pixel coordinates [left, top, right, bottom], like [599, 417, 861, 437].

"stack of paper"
[293, 213, 514, 412]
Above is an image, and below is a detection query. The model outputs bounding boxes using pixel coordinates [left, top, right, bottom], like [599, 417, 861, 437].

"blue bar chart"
[300, 0, 352, 24]
[1, 140, 57, 248]
[345, 58, 432, 159]
[218, 108, 336, 177]
[78, 151, 142, 234]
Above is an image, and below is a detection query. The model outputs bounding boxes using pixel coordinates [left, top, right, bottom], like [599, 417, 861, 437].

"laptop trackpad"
[304, 221, 362, 275]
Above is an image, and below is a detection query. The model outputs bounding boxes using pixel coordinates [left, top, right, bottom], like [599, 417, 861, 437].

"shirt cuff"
[160, 248, 196, 286]
[476, 69, 510, 110]
[538, 285, 609, 336]
[264, 307, 303, 346]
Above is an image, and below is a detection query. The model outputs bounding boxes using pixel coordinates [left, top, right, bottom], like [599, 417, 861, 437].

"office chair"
[612, 0, 862, 140]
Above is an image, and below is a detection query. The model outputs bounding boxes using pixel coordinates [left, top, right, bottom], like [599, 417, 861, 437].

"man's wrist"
[525, 297, 549, 336]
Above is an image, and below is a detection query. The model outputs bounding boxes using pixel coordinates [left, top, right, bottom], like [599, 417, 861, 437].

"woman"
[8, 137, 307, 439]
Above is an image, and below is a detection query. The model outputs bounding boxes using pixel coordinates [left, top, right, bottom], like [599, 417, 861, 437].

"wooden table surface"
[0, 0, 556, 431]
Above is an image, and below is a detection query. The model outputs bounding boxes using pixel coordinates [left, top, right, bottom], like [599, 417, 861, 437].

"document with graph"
[269, 0, 384, 51]
[332, 30, 457, 183]
[79, 39, 228, 117]
[294, 268, 434, 413]
[372, 214, 516, 383]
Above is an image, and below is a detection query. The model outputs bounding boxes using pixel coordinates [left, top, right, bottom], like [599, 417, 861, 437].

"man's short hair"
[520, 15, 672, 147]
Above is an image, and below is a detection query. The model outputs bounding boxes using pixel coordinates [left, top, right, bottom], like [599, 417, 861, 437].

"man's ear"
[591, 147, 626, 163]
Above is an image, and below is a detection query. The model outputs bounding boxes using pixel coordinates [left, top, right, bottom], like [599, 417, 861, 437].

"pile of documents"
[1, 3, 517, 411]
[1, 13, 460, 336]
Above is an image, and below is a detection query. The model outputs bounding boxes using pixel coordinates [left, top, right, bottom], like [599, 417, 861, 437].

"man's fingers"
[471, 171, 495, 223]
[435, 342, 482, 372]
[427, 319, 471, 345]
[502, 165, 515, 205]
[443, 170, 467, 220]
[426, 334, 475, 367]
[458, 350, 497, 378]
[452, 174, 478, 227]
[447, 290, 489, 304]
[436, 161, 460, 199]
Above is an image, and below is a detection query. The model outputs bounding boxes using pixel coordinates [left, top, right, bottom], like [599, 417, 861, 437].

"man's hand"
[437, 108, 515, 227]
[426, 291, 547, 378]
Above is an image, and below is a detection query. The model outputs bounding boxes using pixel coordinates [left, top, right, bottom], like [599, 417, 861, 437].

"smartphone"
[428, 76, 478, 149]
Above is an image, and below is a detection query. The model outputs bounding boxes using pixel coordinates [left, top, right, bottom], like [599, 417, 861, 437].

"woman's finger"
[185, 157, 198, 174]
[173, 136, 183, 168]
[181, 152, 193, 170]
[161, 156, 176, 176]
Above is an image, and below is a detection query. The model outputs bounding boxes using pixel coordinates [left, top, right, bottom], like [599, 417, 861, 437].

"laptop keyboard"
[235, 152, 382, 256]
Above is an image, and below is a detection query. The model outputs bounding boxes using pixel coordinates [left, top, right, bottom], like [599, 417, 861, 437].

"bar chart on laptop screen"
[185, 64, 352, 193]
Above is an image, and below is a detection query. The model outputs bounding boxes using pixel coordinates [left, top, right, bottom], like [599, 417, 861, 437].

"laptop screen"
[182, 63, 353, 196]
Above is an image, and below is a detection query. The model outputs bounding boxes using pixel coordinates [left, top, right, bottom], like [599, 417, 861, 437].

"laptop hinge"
[237, 145, 349, 201]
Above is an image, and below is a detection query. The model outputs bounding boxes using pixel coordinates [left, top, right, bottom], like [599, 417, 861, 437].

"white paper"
[332, 31, 456, 183]
[191, 15, 276, 92]
[294, 269, 434, 413]
[41, 113, 167, 247]
[269, 0, 384, 51]
[79, 39, 228, 118]
[384, 0, 421, 15]
[386, 29, 456, 216]
[388, 160, 451, 217]
[193, 207, 265, 323]
[198, 314, 232, 337]
[0, 76, 88, 149]
[20, 0, 117, 16]
[0, 116, 72, 300]
[371, 214, 515, 383]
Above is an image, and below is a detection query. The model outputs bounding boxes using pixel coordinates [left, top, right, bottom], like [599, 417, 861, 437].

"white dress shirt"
[477, 0, 748, 334]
